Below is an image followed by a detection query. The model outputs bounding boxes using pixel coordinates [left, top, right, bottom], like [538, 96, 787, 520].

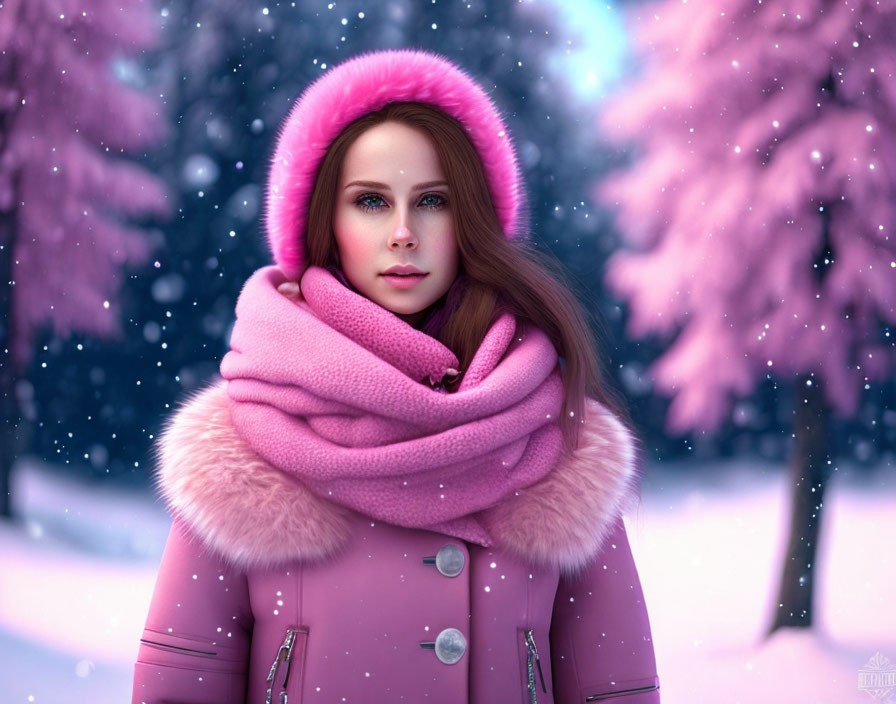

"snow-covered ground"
[630, 458, 896, 704]
[0, 460, 170, 703]
[1, 456, 894, 704]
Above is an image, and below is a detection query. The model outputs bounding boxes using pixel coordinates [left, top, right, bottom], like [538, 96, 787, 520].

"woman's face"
[334, 120, 459, 328]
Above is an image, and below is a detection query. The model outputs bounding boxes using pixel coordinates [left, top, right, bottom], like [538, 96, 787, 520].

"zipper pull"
[266, 628, 298, 704]
[524, 628, 548, 693]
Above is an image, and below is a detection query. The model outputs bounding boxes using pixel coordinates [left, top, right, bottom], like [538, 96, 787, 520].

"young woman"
[132, 49, 660, 704]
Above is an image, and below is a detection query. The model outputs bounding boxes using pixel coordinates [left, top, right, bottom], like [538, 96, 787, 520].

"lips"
[381, 272, 428, 289]
[381, 264, 427, 276]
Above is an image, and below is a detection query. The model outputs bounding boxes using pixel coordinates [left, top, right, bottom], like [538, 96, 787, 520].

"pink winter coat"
[132, 380, 660, 703]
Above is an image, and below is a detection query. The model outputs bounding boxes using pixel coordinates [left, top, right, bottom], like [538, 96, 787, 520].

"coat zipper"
[585, 684, 660, 701]
[523, 628, 547, 704]
[266, 626, 307, 704]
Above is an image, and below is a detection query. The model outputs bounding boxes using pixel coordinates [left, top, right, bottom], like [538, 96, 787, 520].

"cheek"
[437, 230, 460, 273]
[336, 231, 362, 261]
[333, 214, 369, 263]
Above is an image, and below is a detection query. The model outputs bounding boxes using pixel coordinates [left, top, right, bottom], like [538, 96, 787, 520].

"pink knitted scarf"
[219, 265, 565, 546]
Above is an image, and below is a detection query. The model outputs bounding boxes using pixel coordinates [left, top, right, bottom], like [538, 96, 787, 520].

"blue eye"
[354, 192, 448, 213]
[356, 193, 386, 212]
[419, 193, 448, 210]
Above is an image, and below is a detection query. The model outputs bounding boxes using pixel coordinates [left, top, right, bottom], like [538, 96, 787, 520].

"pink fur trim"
[153, 379, 352, 570]
[479, 397, 643, 578]
[265, 49, 526, 280]
[154, 380, 641, 573]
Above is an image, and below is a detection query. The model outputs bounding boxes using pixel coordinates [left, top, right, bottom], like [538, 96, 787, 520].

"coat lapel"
[154, 378, 641, 576]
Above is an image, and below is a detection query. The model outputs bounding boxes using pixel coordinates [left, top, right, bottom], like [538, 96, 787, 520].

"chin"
[380, 298, 431, 316]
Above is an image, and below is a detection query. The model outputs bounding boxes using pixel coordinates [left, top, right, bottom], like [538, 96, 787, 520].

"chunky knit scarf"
[219, 265, 565, 546]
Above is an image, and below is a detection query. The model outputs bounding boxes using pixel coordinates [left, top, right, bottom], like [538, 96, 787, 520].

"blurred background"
[1, 0, 894, 702]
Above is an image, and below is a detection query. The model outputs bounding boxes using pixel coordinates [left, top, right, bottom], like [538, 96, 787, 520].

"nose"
[389, 222, 418, 250]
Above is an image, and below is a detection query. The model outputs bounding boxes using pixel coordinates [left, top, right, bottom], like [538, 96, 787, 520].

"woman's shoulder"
[153, 379, 353, 571]
[481, 394, 642, 576]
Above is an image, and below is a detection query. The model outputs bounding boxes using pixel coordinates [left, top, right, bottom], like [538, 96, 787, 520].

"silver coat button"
[422, 544, 466, 577]
[434, 627, 466, 664]
[435, 544, 465, 577]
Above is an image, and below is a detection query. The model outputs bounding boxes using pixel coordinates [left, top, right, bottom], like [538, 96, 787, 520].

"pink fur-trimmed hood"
[264, 49, 528, 280]
[153, 378, 643, 576]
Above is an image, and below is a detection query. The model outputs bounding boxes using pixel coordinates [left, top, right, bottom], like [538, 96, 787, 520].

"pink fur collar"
[153, 378, 642, 576]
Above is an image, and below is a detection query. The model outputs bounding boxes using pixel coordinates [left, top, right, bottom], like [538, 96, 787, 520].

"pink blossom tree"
[0, 0, 171, 518]
[594, 0, 895, 635]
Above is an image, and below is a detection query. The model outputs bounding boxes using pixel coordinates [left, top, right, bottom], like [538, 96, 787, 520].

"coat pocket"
[140, 638, 217, 658]
[584, 679, 659, 702]
[265, 625, 309, 704]
[138, 627, 246, 670]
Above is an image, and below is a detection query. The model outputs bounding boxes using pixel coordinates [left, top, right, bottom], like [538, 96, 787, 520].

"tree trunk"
[0, 189, 19, 520]
[0, 364, 16, 521]
[0, 49, 23, 519]
[766, 373, 833, 635]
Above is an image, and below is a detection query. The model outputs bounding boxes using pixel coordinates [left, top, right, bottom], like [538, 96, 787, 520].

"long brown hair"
[305, 101, 636, 452]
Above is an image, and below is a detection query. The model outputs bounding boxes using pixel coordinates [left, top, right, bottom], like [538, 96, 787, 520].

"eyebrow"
[343, 180, 449, 191]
